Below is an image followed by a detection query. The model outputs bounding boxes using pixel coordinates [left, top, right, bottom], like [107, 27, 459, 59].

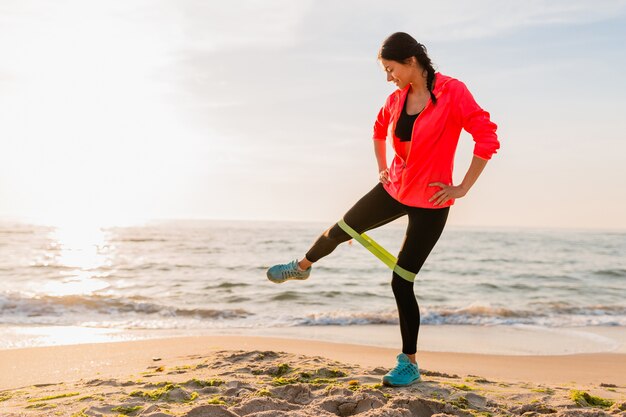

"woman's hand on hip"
[379, 169, 390, 184]
[428, 182, 467, 206]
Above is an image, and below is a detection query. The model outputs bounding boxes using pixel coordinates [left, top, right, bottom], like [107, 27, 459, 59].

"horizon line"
[0, 215, 624, 233]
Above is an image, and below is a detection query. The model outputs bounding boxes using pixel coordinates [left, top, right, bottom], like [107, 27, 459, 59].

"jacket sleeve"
[457, 82, 500, 160]
[372, 94, 394, 141]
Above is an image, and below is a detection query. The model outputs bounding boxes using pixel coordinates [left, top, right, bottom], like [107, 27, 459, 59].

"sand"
[1, 335, 625, 417]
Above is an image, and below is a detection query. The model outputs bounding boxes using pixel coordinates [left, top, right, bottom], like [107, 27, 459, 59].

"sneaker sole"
[266, 274, 309, 284]
[382, 376, 421, 387]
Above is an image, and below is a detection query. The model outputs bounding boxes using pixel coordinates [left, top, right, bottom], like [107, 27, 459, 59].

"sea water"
[0, 219, 624, 352]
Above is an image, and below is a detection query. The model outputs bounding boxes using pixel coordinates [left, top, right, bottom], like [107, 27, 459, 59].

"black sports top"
[394, 94, 420, 142]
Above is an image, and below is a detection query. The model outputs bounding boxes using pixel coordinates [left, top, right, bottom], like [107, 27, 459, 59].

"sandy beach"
[1, 335, 625, 417]
[1, 0, 625, 414]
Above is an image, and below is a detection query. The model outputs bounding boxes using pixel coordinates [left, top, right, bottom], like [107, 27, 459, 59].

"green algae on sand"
[206, 395, 227, 405]
[271, 376, 300, 386]
[570, 390, 614, 408]
[130, 384, 176, 401]
[531, 387, 555, 394]
[185, 378, 225, 388]
[27, 391, 80, 402]
[322, 368, 348, 378]
[254, 388, 273, 397]
[269, 363, 292, 377]
[111, 405, 143, 415]
[130, 383, 198, 403]
[25, 402, 57, 409]
[450, 383, 475, 391]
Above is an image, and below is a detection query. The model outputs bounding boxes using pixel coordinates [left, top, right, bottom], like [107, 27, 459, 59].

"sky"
[0, 0, 625, 230]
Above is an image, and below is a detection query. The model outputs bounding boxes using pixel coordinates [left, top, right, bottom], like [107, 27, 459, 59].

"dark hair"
[378, 32, 437, 104]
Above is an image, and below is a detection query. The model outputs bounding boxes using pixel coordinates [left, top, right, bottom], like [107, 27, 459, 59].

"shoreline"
[2, 334, 625, 391]
[2, 324, 625, 355]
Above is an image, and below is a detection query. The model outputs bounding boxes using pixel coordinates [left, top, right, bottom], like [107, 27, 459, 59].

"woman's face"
[380, 57, 418, 89]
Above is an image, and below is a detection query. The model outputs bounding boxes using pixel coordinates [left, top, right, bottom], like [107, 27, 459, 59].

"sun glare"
[13, 326, 126, 347]
[51, 223, 109, 269]
[39, 221, 113, 296]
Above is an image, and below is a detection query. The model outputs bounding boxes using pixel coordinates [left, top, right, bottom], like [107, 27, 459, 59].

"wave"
[0, 223, 40, 235]
[204, 282, 251, 290]
[28, 263, 76, 270]
[477, 283, 500, 290]
[114, 238, 168, 243]
[0, 230, 34, 235]
[295, 306, 538, 327]
[271, 291, 302, 301]
[0, 293, 251, 324]
[26, 261, 198, 273]
[438, 304, 534, 318]
[420, 303, 626, 326]
[1, 294, 624, 329]
[594, 268, 626, 277]
[298, 311, 398, 326]
[293, 303, 626, 327]
[530, 302, 626, 316]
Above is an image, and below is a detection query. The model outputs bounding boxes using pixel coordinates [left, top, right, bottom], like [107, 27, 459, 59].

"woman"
[266, 32, 499, 387]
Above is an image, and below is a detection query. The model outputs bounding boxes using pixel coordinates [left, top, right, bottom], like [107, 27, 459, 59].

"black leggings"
[306, 183, 449, 354]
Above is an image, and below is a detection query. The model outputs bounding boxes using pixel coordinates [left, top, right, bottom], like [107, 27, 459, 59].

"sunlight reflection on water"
[40, 223, 112, 296]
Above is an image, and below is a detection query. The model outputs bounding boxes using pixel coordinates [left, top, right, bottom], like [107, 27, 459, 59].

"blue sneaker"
[266, 260, 311, 284]
[382, 353, 421, 387]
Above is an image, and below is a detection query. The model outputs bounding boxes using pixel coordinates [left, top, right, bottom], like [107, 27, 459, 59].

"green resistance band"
[337, 219, 416, 282]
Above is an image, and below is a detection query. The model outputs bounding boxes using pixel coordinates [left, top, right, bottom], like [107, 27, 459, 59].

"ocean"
[0, 219, 624, 352]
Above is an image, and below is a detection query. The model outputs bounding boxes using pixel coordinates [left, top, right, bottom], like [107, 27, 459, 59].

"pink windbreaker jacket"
[373, 72, 499, 208]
